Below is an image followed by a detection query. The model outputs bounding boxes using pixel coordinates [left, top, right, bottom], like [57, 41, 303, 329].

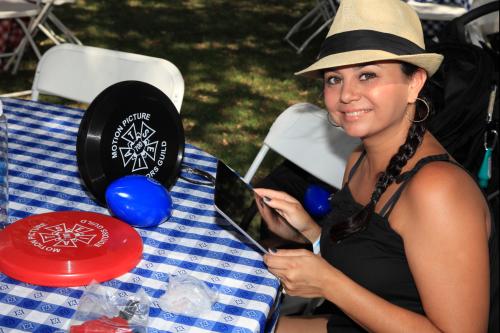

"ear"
[408, 68, 427, 103]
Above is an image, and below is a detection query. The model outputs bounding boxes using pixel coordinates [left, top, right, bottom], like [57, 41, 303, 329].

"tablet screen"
[213, 160, 310, 254]
[213, 160, 267, 252]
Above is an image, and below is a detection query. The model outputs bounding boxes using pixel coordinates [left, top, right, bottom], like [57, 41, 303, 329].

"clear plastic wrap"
[158, 274, 218, 316]
[69, 281, 150, 333]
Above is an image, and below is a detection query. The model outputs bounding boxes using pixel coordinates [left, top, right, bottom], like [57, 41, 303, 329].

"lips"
[341, 109, 371, 119]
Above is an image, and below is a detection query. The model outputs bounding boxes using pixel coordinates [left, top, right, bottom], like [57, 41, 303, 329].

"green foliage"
[0, 0, 325, 181]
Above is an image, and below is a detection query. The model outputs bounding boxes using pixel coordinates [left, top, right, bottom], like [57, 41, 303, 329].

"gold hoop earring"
[407, 97, 430, 123]
[327, 113, 340, 127]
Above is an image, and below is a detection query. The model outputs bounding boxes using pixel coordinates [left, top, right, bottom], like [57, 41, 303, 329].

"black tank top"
[318, 152, 458, 331]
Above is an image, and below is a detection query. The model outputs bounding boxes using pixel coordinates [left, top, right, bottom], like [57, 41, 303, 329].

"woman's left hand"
[263, 249, 334, 298]
[254, 188, 320, 243]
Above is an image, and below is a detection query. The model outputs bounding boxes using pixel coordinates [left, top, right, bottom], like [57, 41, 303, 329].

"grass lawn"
[1, 0, 328, 181]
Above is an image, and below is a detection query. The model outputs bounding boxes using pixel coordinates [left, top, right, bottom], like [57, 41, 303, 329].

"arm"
[265, 162, 490, 332]
[253, 147, 364, 244]
[392, 162, 490, 332]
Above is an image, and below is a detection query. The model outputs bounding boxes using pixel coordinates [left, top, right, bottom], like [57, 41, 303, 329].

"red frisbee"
[0, 211, 143, 287]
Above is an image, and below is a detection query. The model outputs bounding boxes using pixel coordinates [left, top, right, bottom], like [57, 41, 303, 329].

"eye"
[325, 75, 342, 86]
[359, 72, 376, 81]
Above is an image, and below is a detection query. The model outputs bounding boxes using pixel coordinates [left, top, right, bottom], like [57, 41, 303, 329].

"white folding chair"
[3, 43, 185, 112]
[244, 102, 360, 189]
[35, 0, 82, 45]
[284, 0, 337, 54]
[0, 0, 53, 73]
[245, 103, 359, 317]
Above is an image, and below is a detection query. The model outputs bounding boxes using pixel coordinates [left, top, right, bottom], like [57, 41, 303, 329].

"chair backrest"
[244, 102, 360, 189]
[31, 44, 184, 112]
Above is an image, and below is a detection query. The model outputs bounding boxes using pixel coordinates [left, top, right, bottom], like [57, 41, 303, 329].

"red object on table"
[70, 316, 132, 333]
[0, 211, 143, 287]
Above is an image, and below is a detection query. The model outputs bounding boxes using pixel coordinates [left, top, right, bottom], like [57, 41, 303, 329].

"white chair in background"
[284, 0, 337, 54]
[245, 102, 359, 317]
[244, 102, 360, 189]
[0, 0, 52, 73]
[2, 43, 185, 112]
[35, 0, 81, 45]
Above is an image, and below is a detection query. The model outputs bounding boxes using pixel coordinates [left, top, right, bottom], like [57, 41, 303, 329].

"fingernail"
[268, 247, 277, 254]
[263, 196, 271, 203]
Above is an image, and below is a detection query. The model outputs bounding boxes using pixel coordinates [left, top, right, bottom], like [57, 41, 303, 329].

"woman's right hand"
[254, 188, 321, 244]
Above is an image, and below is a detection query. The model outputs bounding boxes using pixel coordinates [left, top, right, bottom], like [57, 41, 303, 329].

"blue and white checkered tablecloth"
[0, 98, 280, 333]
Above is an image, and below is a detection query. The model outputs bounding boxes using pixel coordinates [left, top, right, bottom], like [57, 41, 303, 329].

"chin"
[340, 124, 367, 138]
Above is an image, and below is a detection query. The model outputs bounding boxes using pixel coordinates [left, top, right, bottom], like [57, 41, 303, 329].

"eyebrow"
[356, 63, 382, 69]
[325, 63, 382, 74]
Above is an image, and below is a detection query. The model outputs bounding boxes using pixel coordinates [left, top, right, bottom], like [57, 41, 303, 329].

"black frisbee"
[77, 81, 185, 205]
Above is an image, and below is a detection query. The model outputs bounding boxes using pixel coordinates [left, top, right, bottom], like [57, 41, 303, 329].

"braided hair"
[330, 63, 430, 242]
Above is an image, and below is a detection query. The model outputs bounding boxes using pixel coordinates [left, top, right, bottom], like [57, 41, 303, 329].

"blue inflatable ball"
[303, 184, 333, 218]
[105, 175, 173, 227]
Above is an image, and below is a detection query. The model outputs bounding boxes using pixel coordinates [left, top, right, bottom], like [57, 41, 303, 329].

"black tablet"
[214, 160, 311, 255]
[213, 160, 268, 253]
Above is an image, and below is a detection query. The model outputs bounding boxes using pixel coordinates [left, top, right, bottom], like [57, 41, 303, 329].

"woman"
[255, 0, 494, 332]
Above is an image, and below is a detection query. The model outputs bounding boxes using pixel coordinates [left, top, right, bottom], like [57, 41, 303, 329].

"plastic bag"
[69, 281, 150, 333]
[158, 274, 218, 316]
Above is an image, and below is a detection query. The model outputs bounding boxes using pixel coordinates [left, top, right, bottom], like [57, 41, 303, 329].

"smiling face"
[323, 61, 426, 142]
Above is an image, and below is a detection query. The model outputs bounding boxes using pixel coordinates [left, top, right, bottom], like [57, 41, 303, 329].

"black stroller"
[425, 2, 499, 331]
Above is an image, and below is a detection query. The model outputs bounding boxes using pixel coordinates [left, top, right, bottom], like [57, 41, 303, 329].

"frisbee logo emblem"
[37, 223, 97, 247]
[119, 121, 158, 172]
[27, 220, 110, 253]
[110, 113, 167, 176]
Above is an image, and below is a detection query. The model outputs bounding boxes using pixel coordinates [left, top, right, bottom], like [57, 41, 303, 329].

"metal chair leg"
[46, 12, 82, 45]
[3, 17, 42, 73]
[3, 1, 53, 73]
[284, 0, 337, 54]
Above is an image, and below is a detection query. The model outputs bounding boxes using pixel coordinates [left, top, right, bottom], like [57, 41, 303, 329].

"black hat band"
[318, 30, 425, 60]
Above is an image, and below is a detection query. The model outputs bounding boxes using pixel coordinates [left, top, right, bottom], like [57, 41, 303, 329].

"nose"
[339, 78, 361, 103]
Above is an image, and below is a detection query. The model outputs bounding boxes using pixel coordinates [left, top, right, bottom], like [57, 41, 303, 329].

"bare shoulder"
[396, 160, 491, 332]
[400, 160, 490, 236]
[406, 161, 483, 204]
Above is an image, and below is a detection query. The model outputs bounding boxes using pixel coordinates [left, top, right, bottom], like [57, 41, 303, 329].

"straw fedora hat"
[296, 0, 444, 78]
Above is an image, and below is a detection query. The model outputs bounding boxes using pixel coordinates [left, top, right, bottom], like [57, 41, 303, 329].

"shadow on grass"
[1, 0, 328, 177]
